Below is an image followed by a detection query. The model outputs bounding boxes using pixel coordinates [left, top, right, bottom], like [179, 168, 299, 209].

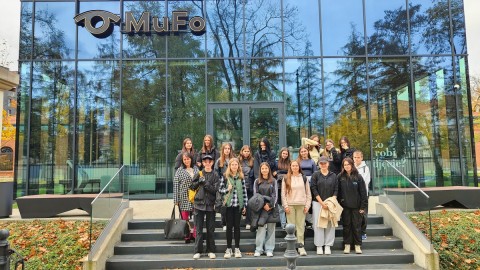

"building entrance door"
[207, 102, 286, 153]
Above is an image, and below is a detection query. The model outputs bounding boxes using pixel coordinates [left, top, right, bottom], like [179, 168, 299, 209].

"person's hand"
[359, 209, 365, 214]
[264, 204, 271, 211]
[284, 206, 290, 214]
[228, 184, 233, 191]
[321, 203, 328, 210]
[342, 145, 349, 150]
[242, 207, 246, 215]
[199, 177, 205, 183]
[303, 207, 309, 214]
[273, 171, 277, 176]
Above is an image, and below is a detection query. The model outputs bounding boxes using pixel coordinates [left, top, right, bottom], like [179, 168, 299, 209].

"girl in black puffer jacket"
[337, 157, 367, 255]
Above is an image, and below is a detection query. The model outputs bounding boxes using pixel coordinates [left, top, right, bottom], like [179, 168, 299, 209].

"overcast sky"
[0, 0, 479, 75]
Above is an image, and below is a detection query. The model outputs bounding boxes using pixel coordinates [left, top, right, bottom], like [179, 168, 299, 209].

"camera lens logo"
[74, 10, 121, 38]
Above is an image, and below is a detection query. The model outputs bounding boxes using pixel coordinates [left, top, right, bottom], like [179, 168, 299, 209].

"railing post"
[284, 224, 299, 270]
[0, 229, 10, 270]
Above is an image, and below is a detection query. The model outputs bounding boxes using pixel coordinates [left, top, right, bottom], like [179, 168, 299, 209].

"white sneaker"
[344, 244, 350, 254]
[316, 246, 323, 255]
[254, 251, 261, 257]
[223, 226, 227, 231]
[355, 245, 362, 254]
[245, 224, 251, 230]
[234, 248, 242, 258]
[208, 252, 216, 259]
[324, 245, 331, 255]
[298, 247, 307, 256]
[224, 248, 232, 259]
[193, 253, 201, 259]
[266, 251, 274, 257]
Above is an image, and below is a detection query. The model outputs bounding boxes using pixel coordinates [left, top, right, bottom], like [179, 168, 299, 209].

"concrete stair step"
[114, 236, 403, 255]
[120, 224, 392, 242]
[106, 249, 415, 270]
[128, 215, 385, 230]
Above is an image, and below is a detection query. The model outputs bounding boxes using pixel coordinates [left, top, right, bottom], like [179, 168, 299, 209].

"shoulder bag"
[164, 205, 190, 239]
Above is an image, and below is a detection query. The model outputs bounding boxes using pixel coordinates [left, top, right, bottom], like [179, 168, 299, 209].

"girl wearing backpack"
[281, 160, 311, 256]
[219, 158, 248, 259]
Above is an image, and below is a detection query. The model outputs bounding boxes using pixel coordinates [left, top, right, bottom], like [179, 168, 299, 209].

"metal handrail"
[91, 165, 125, 205]
[382, 160, 430, 199]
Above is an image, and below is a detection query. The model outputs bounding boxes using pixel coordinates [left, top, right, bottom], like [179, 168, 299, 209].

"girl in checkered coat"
[174, 152, 199, 243]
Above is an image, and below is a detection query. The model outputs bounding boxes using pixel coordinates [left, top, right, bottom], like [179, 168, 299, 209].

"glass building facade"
[15, 0, 478, 198]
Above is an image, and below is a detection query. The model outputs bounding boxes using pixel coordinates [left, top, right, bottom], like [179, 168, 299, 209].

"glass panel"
[250, 108, 280, 154]
[76, 61, 121, 193]
[15, 62, 31, 198]
[412, 56, 458, 187]
[167, 1, 206, 58]
[123, 1, 167, 59]
[205, 0, 244, 58]
[206, 59, 244, 102]
[368, 57, 416, 193]
[284, 58, 323, 148]
[19, 2, 33, 60]
[457, 57, 474, 185]
[244, 0, 282, 57]
[451, 0, 467, 55]
[167, 60, 206, 184]
[283, 0, 319, 57]
[122, 60, 167, 198]
[212, 108, 243, 152]
[245, 58, 283, 101]
[324, 58, 369, 150]
[321, 0, 364, 56]
[78, 2, 121, 59]
[30, 61, 75, 195]
[34, 2, 75, 59]
[90, 166, 124, 219]
[365, 0, 408, 55]
[409, 0, 451, 55]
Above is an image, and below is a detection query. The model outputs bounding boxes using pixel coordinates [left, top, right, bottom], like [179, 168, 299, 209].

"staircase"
[106, 215, 422, 269]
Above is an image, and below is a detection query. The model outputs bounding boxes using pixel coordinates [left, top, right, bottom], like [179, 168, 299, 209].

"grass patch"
[409, 210, 480, 270]
[0, 220, 106, 270]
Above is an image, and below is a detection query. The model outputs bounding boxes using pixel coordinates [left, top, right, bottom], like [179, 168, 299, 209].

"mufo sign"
[75, 10, 206, 38]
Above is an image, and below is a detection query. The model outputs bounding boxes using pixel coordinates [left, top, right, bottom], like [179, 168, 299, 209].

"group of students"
[173, 134, 370, 260]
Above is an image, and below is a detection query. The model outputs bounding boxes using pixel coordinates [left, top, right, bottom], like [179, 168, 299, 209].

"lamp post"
[296, 69, 301, 143]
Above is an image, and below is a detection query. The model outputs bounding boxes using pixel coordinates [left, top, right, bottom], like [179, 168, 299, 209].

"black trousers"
[225, 206, 242, 248]
[245, 189, 253, 225]
[194, 209, 216, 253]
[361, 208, 368, 235]
[341, 208, 363, 246]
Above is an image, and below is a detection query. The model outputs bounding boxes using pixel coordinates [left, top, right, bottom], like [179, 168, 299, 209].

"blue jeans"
[255, 223, 276, 253]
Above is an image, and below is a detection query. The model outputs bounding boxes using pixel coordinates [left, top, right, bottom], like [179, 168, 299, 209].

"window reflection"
[78, 2, 120, 59]
[77, 61, 120, 167]
[30, 61, 75, 195]
[205, 0, 245, 58]
[16, 62, 31, 197]
[451, 0, 467, 55]
[245, 58, 283, 101]
[369, 57, 416, 189]
[167, 60, 206, 169]
[122, 60, 167, 197]
[284, 58, 323, 148]
[321, 0, 364, 56]
[244, 0, 283, 57]
[206, 59, 244, 102]
[409, 0, 451, 55]
[167, 1, 206, 58]
[324, 58, 368, 156]
[283, 0, 317, 57]
[365, 0, 407, 55]
[123, 1, 167, 59]
[34, 2, 75, 59]
[19, 3, 33, 60]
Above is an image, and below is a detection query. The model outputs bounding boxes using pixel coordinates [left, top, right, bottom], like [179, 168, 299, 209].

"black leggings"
[226, 206, 242, 248]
